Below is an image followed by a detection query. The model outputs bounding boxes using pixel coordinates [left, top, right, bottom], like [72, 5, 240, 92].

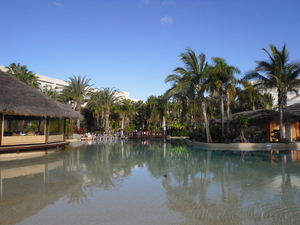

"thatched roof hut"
[284, 103, 300, 117]
[0, 70, 81, 119]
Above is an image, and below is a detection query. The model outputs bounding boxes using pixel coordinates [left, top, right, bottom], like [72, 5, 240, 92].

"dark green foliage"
[232, 114, 249, 131]
[6, 63, 40, 89]
[249, 128, 269, 143]
[170, 128, 189, 136]
[232, 114, 250, 141]
[209, 123, 222, 143]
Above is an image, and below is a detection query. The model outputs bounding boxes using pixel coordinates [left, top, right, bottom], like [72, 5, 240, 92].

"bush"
[189, 129, 204, 141]
[171, 128, 189, 136]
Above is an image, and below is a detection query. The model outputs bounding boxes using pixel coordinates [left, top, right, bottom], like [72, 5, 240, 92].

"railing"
[126, 131, 167, 138]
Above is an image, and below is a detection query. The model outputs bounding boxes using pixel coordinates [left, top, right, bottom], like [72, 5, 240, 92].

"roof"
[0, 70, 82, 119]
[215, 109, 299, 124]
[284, 103, 300, 116]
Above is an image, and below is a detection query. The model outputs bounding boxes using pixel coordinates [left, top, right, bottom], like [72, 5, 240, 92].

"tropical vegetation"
[6, 63, 40, 88]
[4, 43, 299, 142]
[242, 44, 300, 140]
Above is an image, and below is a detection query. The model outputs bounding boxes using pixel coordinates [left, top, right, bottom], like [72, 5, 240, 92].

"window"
[4, 115, 45, 136]
[49, 118, 64, 135]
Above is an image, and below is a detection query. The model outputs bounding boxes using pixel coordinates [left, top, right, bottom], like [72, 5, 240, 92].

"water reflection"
[0, 139, 300, 225]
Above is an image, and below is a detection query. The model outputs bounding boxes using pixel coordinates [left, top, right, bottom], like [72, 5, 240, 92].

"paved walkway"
[186, 139, 300, 151]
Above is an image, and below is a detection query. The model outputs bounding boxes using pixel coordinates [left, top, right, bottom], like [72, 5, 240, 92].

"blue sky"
[1, 0, 299, 101]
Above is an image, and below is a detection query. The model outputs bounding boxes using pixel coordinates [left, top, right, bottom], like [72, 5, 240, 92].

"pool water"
[1, 139, 300, 225]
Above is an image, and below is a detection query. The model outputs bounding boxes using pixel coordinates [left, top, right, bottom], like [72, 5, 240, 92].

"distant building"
[0, 65, 139, 102]
[262, 87, 300, 107]
[248, 80, 300, 107]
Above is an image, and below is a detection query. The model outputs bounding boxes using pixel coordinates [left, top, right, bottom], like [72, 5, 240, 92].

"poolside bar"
[0, 70, 82, 153]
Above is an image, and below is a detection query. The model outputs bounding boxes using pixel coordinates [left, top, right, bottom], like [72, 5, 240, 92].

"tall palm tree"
[206, 57, 240, 141]
[243, 44, 300, 140]
[87, 91, 105, 130]
[166, 48, 212, 142]
[6, 63, 40, 89]
[62, 75, 92, 129]
[114, 98, 135, 130]
[98, 87, 123, 132]
[238, 81, 265, 110]
[146, 95, 161, 131]
[164, 74, 193, 133]
[132, 100, 147, 130]
[225, 82, 237, 133]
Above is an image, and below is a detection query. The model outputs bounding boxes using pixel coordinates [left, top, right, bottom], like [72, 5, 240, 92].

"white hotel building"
[0, 65, 139, 102]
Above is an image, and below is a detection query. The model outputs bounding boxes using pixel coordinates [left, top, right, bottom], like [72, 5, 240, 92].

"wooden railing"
[126, 131, 167, 138]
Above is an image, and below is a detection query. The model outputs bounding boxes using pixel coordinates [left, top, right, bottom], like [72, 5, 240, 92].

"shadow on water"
[0, 138, 300, 225]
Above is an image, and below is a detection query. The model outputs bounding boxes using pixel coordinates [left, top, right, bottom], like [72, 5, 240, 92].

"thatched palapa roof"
[284, 103, 300, 117]
[0, 70, 82, 119]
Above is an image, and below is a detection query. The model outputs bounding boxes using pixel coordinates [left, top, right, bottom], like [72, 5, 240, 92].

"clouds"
[53, 2, 63, 7]
[160, 16, 173, 25]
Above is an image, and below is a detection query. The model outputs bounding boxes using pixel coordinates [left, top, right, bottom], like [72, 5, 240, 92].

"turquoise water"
[1, 139, 300, 225]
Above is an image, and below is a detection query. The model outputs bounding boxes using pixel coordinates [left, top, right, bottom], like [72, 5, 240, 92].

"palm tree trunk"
[220, 91, 225, 141]
[279, 104, 284, 141]
[105, 109, 110, 132]
[278, 92, 285, 141]
[76, 100, 81, 129]
[121, 116, 124, 130]
[162, 116, 166, 131]
[226, 90, 230, 134]
[200, 96, 212, 143]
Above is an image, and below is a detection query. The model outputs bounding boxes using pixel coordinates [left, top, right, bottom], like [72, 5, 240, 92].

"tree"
[6, 63, 40, 89]
[98, 87, 123, 132]
[132, 100, 147, 130]
[62, 75, 92, 129]
[232, 114, 249, 142]
[238, 81, 265, 110]
[146, 95, 162, 131]
[243, 44, 300, 141]
[87, 91, 105, 130]
[164, 74, 193, 133]
[206, 57, 240, 141]
[165, 48, 212, 142]
[42, 85, 60, 100]
[114, 98, 135, 131]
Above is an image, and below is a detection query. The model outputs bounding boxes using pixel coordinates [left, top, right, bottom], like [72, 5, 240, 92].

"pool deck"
[0, 141, 70, 153]
[186, 139, 300, 151]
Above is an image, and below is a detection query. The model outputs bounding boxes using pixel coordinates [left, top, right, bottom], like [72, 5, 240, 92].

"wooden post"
[63, 118, 67, 141]
[0, 113, 3, 146]
[45, 117, 50, 144]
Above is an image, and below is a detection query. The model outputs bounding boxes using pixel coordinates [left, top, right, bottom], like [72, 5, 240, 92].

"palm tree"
[206, 57, 240, 141]
[98, 87, 123, 132]
[146, 96, 161, 131]
[114, 98, 135, 131]
[132, 100, 147, 130]
[243, 44, 300, 141]
[6, 63, 40, 89]
[166, 48, 212, 142]
[87, 91, 105, 130]
[164, 74, 193, 133]
[62, 75, 92, 129]
[42, 85, 60, 100]
[238, 81, 266, 110]
[225, 82, 237, 133]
